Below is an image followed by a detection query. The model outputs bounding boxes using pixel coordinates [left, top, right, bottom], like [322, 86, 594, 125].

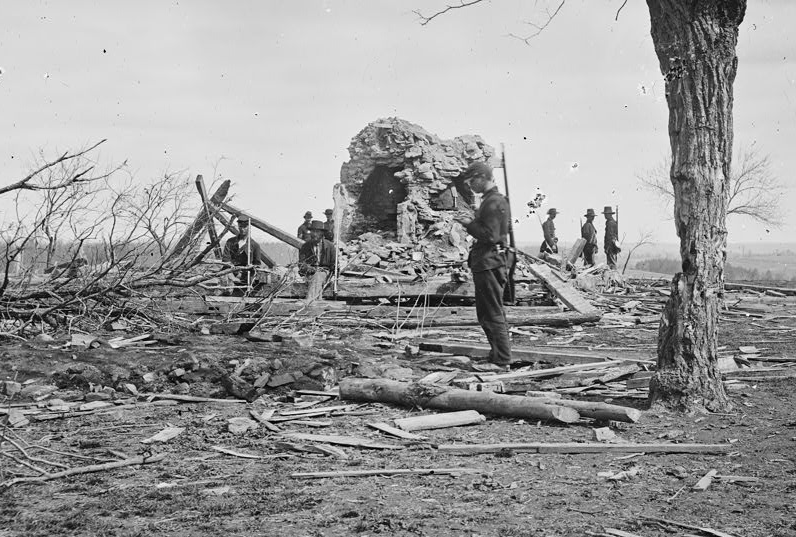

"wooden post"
[168, 179, 230, 259]
[195, 175, 223, 260]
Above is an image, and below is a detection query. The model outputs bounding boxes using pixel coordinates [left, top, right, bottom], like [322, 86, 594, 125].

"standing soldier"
[603, 206, 621, 269]
[454, 162, 512, 367]
[581, 208, 599, 267]
[323, 208, 335, 241]
[540, 208, 559, 255]
[297, 211, 313, 241]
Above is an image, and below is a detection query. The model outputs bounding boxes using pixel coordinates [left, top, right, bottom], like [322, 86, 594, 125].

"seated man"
[223, 217, 274, 285]
[298, 220, 336, 277]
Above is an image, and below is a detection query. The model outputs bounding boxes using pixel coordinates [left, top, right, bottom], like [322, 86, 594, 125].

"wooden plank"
[459, 361, 625, 383]
[291, 467, 480, 479]
[527, 263, 599, 315]
[283, 433, 404, 450]
[566, 238, 587, 265]
[221, 202, 303, 249]
[418, 340, 611, 365]
[367, 422, 427, 440]
[437, 442, 731, 454]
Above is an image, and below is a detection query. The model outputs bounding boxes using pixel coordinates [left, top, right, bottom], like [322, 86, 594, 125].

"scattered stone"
[142, 372, 157, 384]
[4, 409, 29, 428]
[176, 382, 190, 394]
[222, 374, 256, 401]
[592, 427, 617, 442]
[267, 372, 300, 388]
[33, 333, 55, 343]
[171, 368, 186, 378]
[253, 373, 271, 389]
[227, 417, 259, 434]
[1, 381, 22, 397]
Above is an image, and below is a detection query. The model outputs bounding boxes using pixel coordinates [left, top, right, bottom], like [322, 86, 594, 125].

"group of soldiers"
[540, 206, 621, 269]
[220, 209, 338, 290]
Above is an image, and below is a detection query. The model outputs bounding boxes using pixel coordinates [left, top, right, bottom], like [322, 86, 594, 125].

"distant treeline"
[2, 239, 300, 274]
[634, 257, 796, 282]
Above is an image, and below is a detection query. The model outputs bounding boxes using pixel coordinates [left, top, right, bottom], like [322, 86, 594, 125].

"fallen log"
[339, 378, 580, 424]
[522, 397, 642, 423]
[394, 410, 486, 431]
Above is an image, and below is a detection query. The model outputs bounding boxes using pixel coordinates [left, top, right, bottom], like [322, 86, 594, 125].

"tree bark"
[646, 0, 746, 411]
[339, 378, 580, 424]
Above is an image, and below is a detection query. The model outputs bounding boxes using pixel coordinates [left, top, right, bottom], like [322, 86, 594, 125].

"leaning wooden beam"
[1, 454, 167, 487]
[292, 467, 480, 479]
[195, 175, 223, 260]
[527, 263, 601, 316]
[437, 442, 731, 454]
[221, 202, 303, 249]
[418, 340, 611, 365]
[168, 179, 231, 258]
[339, 378, 580, 424]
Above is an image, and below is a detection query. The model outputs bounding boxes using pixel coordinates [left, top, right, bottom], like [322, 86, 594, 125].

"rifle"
[501, 144, 517, 305]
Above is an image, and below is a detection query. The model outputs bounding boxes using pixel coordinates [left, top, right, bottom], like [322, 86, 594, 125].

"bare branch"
[0, 140, 108, 196]
[615, 0, 629, 21]
[413, 0, 486, 26]
[637, 143, 786, 229]
[508, 0, 566, 44]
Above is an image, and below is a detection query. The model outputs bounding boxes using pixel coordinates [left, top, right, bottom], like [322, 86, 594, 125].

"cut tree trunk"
[646, 0, 746, 412]
[339, 378, 579, 424]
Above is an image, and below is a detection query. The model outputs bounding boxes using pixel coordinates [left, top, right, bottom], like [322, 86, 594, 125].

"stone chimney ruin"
[334, 117, 498, 263]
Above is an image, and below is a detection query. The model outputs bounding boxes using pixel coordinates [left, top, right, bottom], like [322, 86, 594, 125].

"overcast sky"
[2, 0, 794, 247]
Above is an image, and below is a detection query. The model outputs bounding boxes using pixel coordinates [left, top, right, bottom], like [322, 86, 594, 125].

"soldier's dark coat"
[464, 186, 512, 364]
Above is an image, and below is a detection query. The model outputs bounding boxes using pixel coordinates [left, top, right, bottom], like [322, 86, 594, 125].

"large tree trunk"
[646, 1, 746, 412]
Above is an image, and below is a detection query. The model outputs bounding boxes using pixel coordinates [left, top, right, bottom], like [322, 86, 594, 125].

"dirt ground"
[1, 299, 795, 537]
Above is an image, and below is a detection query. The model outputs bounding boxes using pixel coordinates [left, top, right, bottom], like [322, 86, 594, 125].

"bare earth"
[1, 304, 795, 537]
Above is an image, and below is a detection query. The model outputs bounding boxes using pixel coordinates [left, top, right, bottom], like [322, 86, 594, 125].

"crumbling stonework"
[334, 117, 498, 265]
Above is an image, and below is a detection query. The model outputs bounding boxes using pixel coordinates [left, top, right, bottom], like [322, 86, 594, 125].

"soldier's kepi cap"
[461, 161, 493, 180]
[304, 211, 313, 218]
[310, 220, 326, 231]
[324, 208, 333, 215]
[238, 216, 251, 225]
[547, 208, 558, 215]
[584, 208, 596, 217]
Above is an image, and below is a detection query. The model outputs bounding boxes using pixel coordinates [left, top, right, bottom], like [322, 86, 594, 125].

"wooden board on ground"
[417, 340, 612, 365]
[527, 263, 600, 315]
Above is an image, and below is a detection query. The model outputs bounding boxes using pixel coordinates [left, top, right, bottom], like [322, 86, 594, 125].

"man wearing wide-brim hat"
[297, 211, 313, 241]
[602, 206, 621, 269]
[298, 220, 336, 277]
[581, 208, 599, 267]
[539, 208, 559, 255]
[323, 208, 335, 241]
